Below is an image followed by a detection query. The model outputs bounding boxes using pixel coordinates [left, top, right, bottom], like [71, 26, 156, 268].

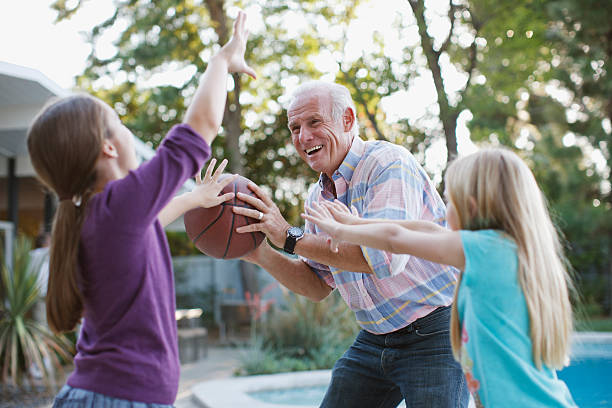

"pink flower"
[244, 290, 276, 320]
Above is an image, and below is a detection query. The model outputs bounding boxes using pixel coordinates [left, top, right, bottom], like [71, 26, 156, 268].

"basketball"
[184, 174, 266, 259]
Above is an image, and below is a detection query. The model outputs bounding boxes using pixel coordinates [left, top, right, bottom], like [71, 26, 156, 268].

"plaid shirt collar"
[318, 136, 366, 199]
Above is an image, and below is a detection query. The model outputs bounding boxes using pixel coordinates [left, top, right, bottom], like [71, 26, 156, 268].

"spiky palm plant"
[0, 236, 74, 389]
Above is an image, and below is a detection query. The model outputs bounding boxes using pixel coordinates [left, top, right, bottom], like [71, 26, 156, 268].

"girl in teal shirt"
[302, 148, 576, 407]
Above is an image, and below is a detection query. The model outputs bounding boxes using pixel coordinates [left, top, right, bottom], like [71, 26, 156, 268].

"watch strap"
[283, 227, 304, 255]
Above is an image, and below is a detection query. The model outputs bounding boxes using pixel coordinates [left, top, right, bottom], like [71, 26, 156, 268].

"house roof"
[0, 61, 193, 231]
[0, 61, 189, 178]
[0, 61, 67, 157]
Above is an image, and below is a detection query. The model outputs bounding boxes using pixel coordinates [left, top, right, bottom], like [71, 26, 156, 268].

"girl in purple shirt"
[26, 11, 255, 407]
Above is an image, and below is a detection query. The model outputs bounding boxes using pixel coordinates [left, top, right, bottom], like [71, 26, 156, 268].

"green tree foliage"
[544, 0, 612, 313]
[50, 0, 612, 313]
[336, 33, 429, 151]
[460, 0, 612, 314]
[527, 95, 610, 313]
[403, 0, 548, 160]
[459, 0, 552, 147]
[51, 0, 368, 225]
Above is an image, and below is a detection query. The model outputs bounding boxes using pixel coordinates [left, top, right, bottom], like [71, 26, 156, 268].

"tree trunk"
[361, 102, 386, 141]
[340, 71, 386, 140]
[408, 0, 458, 161]
[224, 74, 244, 174]
[206, 0, 244, 174]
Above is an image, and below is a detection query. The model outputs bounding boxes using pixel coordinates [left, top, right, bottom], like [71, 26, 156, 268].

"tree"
[50, 0, 612, 314]
[544, 0, 612, 314]
[336, 36, 429, 151]
[527, 94, 610, 315]
[51, 0, 368, 224]
[455, 0, 612, 314]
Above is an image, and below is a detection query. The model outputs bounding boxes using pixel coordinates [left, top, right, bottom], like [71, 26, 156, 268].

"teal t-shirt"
[458, 230, 576, 408]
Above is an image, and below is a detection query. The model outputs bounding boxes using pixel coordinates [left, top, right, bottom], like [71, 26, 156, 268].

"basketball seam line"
[192, 205, 226, 246]
[222, 183, 238, 259]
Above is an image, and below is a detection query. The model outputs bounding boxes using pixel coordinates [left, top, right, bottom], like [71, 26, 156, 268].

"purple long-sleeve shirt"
[67, 124, 210, 404]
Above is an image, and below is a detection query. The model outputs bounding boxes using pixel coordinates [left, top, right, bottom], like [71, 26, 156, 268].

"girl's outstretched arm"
[184, 11, 256, 145]
[323, 200, 446, 233]
[302, 202, 465, 270]
[158, 158, 237, 227]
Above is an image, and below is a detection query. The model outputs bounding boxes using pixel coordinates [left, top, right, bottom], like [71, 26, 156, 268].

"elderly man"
[234, 81, 468, 408]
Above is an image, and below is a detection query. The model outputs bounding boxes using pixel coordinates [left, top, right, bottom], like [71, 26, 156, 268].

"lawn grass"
[575, 316, 612, 332]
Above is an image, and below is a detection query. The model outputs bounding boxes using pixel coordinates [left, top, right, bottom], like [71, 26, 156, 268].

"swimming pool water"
[557, 341, 612, 407]
[251, 385, 327, 405]
[250, 342, 612, 407]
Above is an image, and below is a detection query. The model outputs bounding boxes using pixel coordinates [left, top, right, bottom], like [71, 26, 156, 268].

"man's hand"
[232, 183, 291, 248]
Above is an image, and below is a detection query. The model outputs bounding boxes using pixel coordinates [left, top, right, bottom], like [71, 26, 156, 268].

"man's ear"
[342, 107, 355, 133]
[101, 139, 119, 159]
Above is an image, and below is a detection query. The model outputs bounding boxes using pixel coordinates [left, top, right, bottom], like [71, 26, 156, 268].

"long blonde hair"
[27, 94, 110, 333]
[446, 148, 573, 369]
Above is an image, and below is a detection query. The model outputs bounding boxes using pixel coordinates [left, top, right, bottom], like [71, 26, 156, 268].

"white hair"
[289, 81, 360, 138]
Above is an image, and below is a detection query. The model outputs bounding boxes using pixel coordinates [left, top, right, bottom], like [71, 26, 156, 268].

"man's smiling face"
[287, 90, 353, 178]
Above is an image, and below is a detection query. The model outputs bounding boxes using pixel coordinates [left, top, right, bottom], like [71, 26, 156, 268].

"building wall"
[0, 175, 46, 238]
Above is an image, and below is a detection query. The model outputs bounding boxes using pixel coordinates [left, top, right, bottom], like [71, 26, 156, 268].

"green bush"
[237, 291, 358, 376]
[575, 317, 612, 332]
[166, 230, 200, 256]
[0, 236, 74, 389]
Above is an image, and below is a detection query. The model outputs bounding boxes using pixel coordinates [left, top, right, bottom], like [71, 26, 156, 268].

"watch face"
[288, 226, 304, 238]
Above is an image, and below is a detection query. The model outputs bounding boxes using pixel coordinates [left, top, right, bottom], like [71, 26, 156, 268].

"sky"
[0, 0, 116, 88]
[0, 0, 478, 180]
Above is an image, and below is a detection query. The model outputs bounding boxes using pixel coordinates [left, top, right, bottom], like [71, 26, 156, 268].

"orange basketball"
[184, 174, 265, 259]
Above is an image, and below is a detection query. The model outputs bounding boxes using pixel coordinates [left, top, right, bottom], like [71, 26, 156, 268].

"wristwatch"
[283, 226, 305, 255]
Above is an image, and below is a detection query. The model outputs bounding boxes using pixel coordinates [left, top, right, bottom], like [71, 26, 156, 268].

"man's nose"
[298, 126, 313, 144]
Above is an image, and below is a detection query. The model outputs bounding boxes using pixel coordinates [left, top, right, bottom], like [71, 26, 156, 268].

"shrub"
[237, 291, 358, 375]
[0, 237, 74, 389]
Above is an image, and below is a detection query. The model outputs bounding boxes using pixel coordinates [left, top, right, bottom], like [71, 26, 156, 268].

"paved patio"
[175, 346, 244, 408]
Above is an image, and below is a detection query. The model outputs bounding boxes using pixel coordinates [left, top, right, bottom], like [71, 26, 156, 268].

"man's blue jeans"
[320, 305, 469, 408]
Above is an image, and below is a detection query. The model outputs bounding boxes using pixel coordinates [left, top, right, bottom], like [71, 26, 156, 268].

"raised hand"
[218, 11, 256, 79]
[301, 202, 343, 253]
[324, 200, 362, 224]
[190, 158, 237, 208]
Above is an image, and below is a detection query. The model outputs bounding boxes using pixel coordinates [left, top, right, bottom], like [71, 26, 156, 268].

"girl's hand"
[323, 200, 361, 224]
[190, 158, 237, 208]
[218, 11, 256, 79]
[302, 202, 343, 253]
